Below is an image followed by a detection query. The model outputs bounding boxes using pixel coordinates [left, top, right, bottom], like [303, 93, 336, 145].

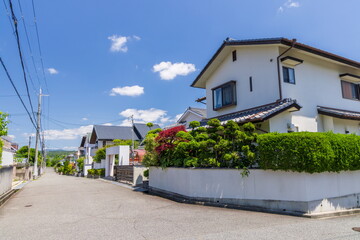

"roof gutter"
[276, 38, 297, 101]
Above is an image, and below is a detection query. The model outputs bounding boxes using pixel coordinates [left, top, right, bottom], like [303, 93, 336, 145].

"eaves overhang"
[191, 37, 360, 89]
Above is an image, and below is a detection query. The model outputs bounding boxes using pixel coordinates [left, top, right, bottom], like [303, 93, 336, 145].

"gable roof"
[318, 106, 360, 121]
[177, 107, 207, 124]
[133, 123, 161, 139]
[89, 123, 161, 144]
[90, 125, 136, 144]
[200, 98, 301, 126]
[192, 37, 360, 88]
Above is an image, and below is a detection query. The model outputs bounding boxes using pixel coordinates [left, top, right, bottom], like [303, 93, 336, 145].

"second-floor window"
[283, 66, 296, 84]
[341, 81, 360, 100]
[212, 81, 236, 110]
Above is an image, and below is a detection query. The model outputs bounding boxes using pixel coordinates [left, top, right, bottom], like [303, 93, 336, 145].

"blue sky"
[1, 0, 360, 150]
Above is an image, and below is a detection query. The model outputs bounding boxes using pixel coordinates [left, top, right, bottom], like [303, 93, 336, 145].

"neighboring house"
[191, 37, 360, 134]
[78, 133, 94, 175]
[89, 123, 160, 154]
[177, 107, 206, 128]
[1, 136, 17, 166]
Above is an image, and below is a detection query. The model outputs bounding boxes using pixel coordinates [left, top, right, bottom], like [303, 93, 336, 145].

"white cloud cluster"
[108, 35, 141, 53]
[109, 85, 144, 97]
[81, 117, 88, 121]
[39, 125, 93, 140]
[119, 108, 180, 126]
[153, 61, 196, 80]
[47, 68, 59, 75]
[278, 0, 300, 12]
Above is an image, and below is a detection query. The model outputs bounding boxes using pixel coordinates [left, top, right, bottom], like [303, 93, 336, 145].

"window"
[283, 66, 295, 84]
[212, 81, 236, 110]
[341, 81, 360, 100]
[232, 50, 237, 62]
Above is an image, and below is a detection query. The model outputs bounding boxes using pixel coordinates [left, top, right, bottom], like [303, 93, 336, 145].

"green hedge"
[87, 168, 105, 176]
[257, 132, 360, 173]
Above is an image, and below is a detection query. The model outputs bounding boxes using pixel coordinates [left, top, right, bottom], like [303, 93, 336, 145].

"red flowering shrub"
[155, 125, 187, 154]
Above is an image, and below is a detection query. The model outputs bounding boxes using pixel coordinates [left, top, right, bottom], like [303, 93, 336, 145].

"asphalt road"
[1, 169, 360, 240]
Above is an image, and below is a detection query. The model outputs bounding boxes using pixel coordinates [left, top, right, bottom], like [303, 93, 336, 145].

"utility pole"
[25, 136, 31, 180]
[33, 88, 48, 179]
[131, 115, 135, 163]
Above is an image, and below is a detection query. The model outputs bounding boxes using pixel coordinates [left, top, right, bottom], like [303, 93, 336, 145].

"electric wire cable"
[17, 0, 42, 87]
[8, 0, 37, 121]
[0, 57, 37, 129]
[31, 0, 49, 94]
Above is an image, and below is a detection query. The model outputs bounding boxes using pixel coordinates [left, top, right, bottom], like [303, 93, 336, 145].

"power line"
[17, 0, 42, 87]
[0, 57, 36, 129]
[8, 0, 37, 122]
[31, 0, 49, 94]
[2, 0, 15, 33]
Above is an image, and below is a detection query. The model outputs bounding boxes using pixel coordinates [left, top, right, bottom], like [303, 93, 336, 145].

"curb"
[0, 180, 31, 207]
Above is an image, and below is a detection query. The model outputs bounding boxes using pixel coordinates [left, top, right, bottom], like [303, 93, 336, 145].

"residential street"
[1, 170, 360, 240]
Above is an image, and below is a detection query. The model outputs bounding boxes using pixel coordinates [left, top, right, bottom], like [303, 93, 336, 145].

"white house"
[191, 37, 360, 134]
[177, 107, 206, 129]
[1, 136, 16, 166]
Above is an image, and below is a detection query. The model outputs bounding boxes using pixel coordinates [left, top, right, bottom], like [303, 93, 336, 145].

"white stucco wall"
[281, 49, 360, 133]
[206, 45, 280, 119]
[1, 150, 14, 166]
[203, 44, 360, 134]
[181, 113, 204, 129]
[150, 167, 360, 213]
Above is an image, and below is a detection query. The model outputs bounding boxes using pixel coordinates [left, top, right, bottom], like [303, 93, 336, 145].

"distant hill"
[47, 150, 76, 158]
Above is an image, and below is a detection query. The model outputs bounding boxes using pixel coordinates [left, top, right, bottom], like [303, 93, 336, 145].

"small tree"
[0, 112, 9, 136]
[146, 122, 154, 130]
[93, 147, 106, 163]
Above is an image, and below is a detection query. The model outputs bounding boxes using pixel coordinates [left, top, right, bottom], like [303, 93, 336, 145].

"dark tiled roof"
[201, 98, 301, 125]
[318, 106, 360, 121]
[133, 123, 161, 139]
[90, 123, 161, 144]
[91, 125, 137, 143]
[189, 107, 206, 118]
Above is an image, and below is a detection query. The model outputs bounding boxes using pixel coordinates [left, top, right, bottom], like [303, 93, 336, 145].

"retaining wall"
[149, 167, 360, 215]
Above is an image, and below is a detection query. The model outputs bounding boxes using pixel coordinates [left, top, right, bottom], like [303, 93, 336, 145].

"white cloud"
[109, 85, 144, 97]
[81, 117, 88, 121]
[118, 108, 181, 127]
[153, 61, 196, 80]
[31, 125, 94, 140]
[108, 35, 141, 52]
[7, 135, 15, 140]
[133, 35, 141, 41]
[120, 108, 167, 123]
[103, 123, 113, 126]
[278, 0, 300, 12]
[47, 68, 59, 75]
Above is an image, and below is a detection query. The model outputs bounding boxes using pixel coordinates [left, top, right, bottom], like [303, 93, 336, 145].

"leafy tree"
[0, 112, 9, 136]
[77, 157, 84, 172]
[146, 122, 154, 130]
[93, 147, 106, 163]
[16, 146, 43, 165]
[143, 119, 257, 172]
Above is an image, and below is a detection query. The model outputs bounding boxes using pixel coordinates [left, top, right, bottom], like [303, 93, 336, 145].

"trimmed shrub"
[258, 132, 360, 173]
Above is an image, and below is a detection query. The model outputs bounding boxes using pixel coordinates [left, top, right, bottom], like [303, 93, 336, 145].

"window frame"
[341, 80, 360, 101]
[212, 81, 237, 111]
[282, 66, 296, 84]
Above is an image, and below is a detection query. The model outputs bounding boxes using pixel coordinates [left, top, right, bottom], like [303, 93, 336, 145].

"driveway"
[1, 169, 360, 240]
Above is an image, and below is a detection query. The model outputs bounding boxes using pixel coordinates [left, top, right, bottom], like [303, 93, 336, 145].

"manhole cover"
[352, 227, 360, 232]
[24, 205, 32, 207]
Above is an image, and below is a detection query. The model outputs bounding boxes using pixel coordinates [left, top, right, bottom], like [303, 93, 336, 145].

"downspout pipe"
[277, 39, 297, 101]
